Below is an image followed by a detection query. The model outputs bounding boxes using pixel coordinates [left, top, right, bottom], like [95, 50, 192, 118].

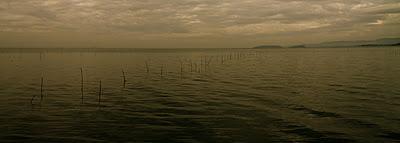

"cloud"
[0, 0, 399, 48]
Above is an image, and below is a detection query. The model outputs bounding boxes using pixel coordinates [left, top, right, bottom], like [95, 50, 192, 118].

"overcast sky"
[0, 0, 399, 48]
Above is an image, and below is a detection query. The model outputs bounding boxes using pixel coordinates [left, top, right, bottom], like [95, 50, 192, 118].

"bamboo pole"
[200, 57, 203, 72]
[122, 69, 127, 88]
[98, 80, 102, 105]
[190, 60, 193, 72]
[179, 60, 183, 78]
[40, 77, 43, 101]
[145, 61, 150, 74]
[31, 77, 44, 104]
[30, 94, 35, 105]
[160, 64, 163, 78]
[204, 56, 208, 71]
[194, 63, 198, 73]
[80, 68, 84, 104]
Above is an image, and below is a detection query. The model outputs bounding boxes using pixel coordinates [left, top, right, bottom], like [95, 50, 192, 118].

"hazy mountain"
[306, 38, 400, 48]
[254, 38, 400, 49]
[253, 45, 283, 49]
[288, 45, 306, 48]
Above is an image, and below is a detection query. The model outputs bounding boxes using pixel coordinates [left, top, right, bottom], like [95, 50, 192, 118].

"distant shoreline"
[252, 44, 400, 49]
[253, 38, 400, 49]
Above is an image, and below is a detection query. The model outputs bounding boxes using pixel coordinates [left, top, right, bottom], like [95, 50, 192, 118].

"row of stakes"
[30, 52, 257, 106]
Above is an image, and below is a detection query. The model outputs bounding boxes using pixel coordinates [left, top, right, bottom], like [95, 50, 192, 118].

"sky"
[0, 0, 399, 48]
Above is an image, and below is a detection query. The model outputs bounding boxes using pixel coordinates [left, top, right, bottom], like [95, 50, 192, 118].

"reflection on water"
[0, 47, 400, 142]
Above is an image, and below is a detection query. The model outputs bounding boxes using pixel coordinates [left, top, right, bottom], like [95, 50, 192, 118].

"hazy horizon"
[0, 36, 399, 49]
[1, 0, 400, 48]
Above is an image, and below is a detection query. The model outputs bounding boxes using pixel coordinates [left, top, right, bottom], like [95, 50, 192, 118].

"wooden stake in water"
[205, 56, 212, 71]
[98, 80, 102, 105]
[80, 67, 84, 104]
[122, 69, 127, 88]
[179, 60, 183, 78]
[190, 60, 193, 72]
[160, 65, 164, 78]
[30, 94, 35, 105]
[31, 77, 44, 104]
[198, 62, 201, 73]
[40, 77, 43, 101]
[200, 57, 203, 72]
[207, 56, 213, 67]
[194, 63, 197, 73]
[145, 61, 150, 74]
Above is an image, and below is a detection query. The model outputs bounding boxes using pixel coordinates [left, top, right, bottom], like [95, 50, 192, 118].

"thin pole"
[40, 77, 43, 101]
[98, 80, 102, 105]
[145, 61, 149, 74]
[31, 95, 35, 105]
[122, 69, 126, 87]
[190, 60, 193, 72]
[160, 65, 163, 78]
[200, 57, 203, 72]
[180, 61, 183, 78]
[80, 68, 84, 104]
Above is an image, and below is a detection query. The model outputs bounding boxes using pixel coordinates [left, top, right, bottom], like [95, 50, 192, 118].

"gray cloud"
[0, 0, 399, 48]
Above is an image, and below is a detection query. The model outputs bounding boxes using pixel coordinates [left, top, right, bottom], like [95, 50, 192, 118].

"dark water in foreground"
[0, 47, 400, 142]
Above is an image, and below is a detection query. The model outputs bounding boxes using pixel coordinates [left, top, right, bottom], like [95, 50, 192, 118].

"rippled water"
[0, 47, 400, 142]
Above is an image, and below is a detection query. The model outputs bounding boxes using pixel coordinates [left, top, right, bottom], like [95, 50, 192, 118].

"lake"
[0, 47, 399, 142]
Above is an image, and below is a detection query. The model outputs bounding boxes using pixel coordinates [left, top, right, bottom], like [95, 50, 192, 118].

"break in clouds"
[0, 0, 399, 48]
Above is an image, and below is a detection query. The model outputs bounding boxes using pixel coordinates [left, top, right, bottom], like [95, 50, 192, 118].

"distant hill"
[360, 43, 400, 47]
[253, 45, 282, 49]
[288, 45, 306, 48]
[251, 38, 400, 49]
[306, 38, 400, 48]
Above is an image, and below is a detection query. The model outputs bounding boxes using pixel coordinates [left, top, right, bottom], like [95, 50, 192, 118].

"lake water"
[0, 47, 400, 142]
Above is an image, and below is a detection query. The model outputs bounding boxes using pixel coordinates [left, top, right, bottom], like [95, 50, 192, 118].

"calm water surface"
[0, 47, 400, 142]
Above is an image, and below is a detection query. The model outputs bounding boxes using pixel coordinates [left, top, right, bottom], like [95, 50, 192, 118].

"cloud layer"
[0, 0, 399, 48]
